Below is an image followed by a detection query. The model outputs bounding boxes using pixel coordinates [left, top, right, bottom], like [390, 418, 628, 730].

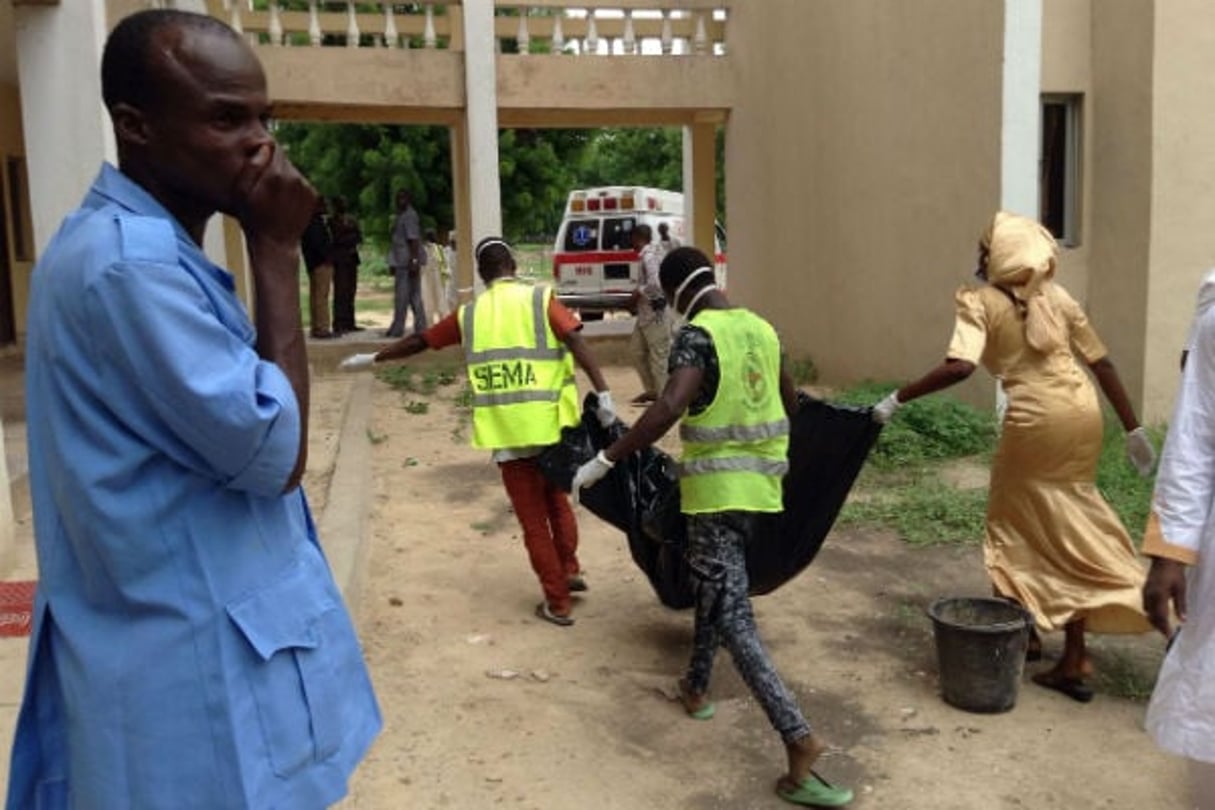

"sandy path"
[337, 365, 1187, 810]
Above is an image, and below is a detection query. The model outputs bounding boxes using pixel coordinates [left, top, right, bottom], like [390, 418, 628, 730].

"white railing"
[201, 2, 728, 56]
[494, 3, 727, 56]
[206, 2, 459, 49]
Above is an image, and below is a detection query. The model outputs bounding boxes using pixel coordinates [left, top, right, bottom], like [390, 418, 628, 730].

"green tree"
[577, 127, 727, 225]
[276, 122, 451, 248]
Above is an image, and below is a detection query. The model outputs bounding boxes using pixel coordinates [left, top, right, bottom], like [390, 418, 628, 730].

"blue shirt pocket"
[226, 554, 344, 777]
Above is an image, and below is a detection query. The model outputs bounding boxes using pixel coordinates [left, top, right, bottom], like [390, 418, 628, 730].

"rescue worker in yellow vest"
[341, 237, 615, 626]
[571, 247, 854, 808]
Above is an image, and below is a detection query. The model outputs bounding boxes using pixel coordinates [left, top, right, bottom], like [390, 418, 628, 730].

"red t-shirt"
[421, 295, 582, 350]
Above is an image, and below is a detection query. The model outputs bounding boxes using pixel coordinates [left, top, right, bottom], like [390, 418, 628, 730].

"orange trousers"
[499, 457, 580, 614]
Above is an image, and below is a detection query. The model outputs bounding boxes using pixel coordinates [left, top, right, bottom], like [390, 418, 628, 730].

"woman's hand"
[871, 391, 901, 424]
[1126, 427, 1157, 477]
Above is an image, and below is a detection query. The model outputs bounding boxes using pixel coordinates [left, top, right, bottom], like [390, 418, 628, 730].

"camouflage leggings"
[684, 511, 811, 743]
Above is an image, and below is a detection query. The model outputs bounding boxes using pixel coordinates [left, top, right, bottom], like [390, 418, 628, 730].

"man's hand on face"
[234, 142, 317, 249]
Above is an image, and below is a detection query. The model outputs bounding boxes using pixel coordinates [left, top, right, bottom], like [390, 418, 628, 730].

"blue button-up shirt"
[6, 165, 380, 810]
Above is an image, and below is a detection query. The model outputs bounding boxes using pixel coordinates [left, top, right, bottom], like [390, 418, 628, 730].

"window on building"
[1040, 95, 1082, 247]
[5, 157, 34, 261]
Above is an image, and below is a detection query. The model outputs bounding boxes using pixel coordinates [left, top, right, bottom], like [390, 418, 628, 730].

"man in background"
[386, 188, 426, 337]
[330, 194, 364, 334]
[301, 197, 334, 338]
[628, 223, 673, 404]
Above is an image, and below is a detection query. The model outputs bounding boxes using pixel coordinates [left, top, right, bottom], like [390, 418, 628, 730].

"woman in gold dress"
[872, 211, 1157, 702]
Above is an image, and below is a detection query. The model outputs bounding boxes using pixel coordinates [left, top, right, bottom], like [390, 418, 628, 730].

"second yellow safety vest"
[678, 308, 789, 514]
[458, 279, 578, 449]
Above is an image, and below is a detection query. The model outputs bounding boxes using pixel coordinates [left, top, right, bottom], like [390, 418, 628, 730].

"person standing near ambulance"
[341, 237, 616, 625]
[628, 224, 674, 404]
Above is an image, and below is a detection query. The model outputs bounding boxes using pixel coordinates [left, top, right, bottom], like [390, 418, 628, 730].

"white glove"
[1126, 427, 1157, 477]
[571, 450, 615, 507]
[339, 352, 378, 371]
[995, 378, 1008, 431]
[872, 391, 902, 424]
[595, 391, 617, 428]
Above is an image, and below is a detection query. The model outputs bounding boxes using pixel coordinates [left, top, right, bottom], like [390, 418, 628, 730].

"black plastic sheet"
[538, 392, 881, 609]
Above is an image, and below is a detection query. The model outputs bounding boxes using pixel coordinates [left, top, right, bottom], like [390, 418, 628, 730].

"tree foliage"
[276, 122, 725, 246]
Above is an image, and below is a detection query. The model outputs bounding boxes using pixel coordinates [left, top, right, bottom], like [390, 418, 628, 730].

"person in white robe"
[1143, 268, 1215, 810]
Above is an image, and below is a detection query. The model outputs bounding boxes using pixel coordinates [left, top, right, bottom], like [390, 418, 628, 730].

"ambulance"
[551, 186, 726, 319]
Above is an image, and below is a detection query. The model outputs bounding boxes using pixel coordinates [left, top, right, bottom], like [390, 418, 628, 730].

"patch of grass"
[840, 476, 988, 546]
[1091, 649, 1157, 701]
[403, 400, 430, 415]
[833, 381, 997, 469]
[366, 428, 387, 445]
[418, 366, 460, 395]
[376, 365, 417, 393]
[788, 355, 818, 386]
[453, 382, 473, 412]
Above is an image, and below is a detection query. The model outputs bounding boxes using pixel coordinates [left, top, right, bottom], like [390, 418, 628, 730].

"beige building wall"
[1041, 0, 1092, 299]
[1087, 2, 1156, 417]
[1143, 0, 1215, 419]
[726, 0, 1004, 399]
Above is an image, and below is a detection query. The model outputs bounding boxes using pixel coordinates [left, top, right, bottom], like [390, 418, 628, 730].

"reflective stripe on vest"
[678, 456, 789, 477]
[471, 375, 578, 408]
[680, 419, 789, 444]
[459, 280, 579, 449]
[678, 308, 788, 514]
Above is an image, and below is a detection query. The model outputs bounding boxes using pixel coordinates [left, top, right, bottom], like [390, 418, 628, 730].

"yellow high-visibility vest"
[678, 308, 789, 513]
[458, 279, 578, 449]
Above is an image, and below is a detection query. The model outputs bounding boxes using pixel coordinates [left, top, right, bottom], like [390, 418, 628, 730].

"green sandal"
[776, 771, 854, 807]
[686, 702, 715, 721]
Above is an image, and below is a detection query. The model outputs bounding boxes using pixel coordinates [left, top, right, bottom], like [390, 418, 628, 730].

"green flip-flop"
[776, 771, 854, 807]
[686, 702, 715, 721]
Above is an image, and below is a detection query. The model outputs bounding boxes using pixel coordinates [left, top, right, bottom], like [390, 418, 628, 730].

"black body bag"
[538, 392, 881, 610]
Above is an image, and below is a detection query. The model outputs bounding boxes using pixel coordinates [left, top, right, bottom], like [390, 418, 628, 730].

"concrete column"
[15, 0, 115, 256]
[1000, 0, 1042, 216]
[682, 122, 717, 257]
[220, 215, 251, 311]
[448, 123, 476, 300]
[461, 0, 502, 264]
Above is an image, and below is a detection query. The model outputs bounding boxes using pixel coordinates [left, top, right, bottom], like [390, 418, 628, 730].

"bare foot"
[677, 678, 712, 716]
[783, 732, 828, 786]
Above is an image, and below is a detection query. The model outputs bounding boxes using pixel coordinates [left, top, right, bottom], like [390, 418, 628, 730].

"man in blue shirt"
[6, 10, 381, 809]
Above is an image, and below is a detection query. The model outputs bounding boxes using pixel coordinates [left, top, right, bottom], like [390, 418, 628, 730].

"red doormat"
[0, 580, 36, 637]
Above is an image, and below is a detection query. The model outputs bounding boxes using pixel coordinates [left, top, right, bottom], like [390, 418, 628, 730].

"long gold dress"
[947, 282, 1151, 634]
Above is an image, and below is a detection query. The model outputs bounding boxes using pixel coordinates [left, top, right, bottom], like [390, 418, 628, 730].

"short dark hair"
[633, 223, 653, 241]
[101, 9, 237, 112]
[660, 246, 714, 301]
[474, 237, 515, 284]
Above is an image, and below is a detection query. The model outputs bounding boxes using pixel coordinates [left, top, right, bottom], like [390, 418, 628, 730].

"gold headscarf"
[981, 211, 1065, 353]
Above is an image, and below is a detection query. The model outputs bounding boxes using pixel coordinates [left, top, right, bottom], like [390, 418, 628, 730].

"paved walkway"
[0, 339, 378, 798]
[0, 321, 631, 796]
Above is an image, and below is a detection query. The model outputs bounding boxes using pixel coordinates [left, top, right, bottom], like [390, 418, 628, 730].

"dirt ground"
[331, 353, 1188, 810]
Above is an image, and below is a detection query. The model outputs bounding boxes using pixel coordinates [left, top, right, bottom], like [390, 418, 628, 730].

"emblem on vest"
[742, 334, 767, 408]
[473, 360, 539, 392]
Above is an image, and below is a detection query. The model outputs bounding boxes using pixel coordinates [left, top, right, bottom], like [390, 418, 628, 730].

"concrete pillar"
[220, 215, 250, 310]
[15, 0, 115, 256]
[461, 0, 502, 266]
[449, 122, 475, 300]
[682, 121, 717, 258]
[0, 418, 11, 576]
[1000, 0, 1042, 216]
